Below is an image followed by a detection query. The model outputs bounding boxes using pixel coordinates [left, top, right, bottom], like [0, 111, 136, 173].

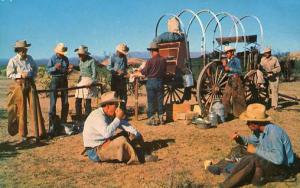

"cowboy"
[220, 103, 295, 187]
[47, 43, 72, 134]
[222, 46, 246, 119]
[7, 40, 46, 143]
[74, 45, 97, 119]
[139, 42, 166, 125]
[83, 91, 157, 164]
[257, 48, 281, 110]
[107, 43, 129, 112]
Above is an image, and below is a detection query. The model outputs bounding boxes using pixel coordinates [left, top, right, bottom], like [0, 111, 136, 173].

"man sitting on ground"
[220, 103, 295, 187]
[83, 91, 157, 164]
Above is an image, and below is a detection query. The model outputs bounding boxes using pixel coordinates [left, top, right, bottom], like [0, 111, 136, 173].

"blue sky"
[0, 0, 300, 59]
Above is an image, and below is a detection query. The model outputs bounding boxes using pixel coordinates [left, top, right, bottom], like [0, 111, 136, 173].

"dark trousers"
[75, 98, 91, 117]
[49, 76, 69, 123]
[111, 75, 127, 111]
[146, 78, 164, 118]
[222, 154, 285, 188]
[222, 76, 246, 118]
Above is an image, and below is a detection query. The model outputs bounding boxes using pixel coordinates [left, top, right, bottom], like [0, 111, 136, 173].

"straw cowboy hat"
[99, 91, 122, 107]
[116, 43, 129, 55]
[14, 40, 31, 48]
[54, 43, 68, 55]
[224, 46, 236, 53]
[239, 103, 272, 122]
[147, 42, 159, 51]
[74, 45, 90, 55]
[263, 47, 271, 54]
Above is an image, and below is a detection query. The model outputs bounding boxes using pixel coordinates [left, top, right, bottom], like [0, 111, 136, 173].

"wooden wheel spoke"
[175, 88, 184, 94]
[218, 73, 228, 85]
[214, 66, 219, 84]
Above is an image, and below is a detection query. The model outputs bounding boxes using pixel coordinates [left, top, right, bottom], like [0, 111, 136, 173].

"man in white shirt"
[83, 91, 157, 164]
[7, 40, 46, 143]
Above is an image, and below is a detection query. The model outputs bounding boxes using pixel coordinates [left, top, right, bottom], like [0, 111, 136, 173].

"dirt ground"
[0, 78, 300, 188]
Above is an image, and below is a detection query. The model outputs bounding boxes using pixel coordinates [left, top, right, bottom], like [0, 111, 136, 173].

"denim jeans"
[111, 75, 127, 111]
[49, 76, 69, 123]
[146, 78, 164, 118]
[86, 148, 100, 162]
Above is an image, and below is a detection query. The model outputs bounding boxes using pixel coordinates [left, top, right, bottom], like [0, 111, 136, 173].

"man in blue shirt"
[107, 43, 129, 112]
[221, 46, 246, 119]
[47, 43, 72, 135]
[221, 103, 294, 187]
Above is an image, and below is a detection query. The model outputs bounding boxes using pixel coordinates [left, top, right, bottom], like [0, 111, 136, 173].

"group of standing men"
[221, 45, 281, 120]
[7, 40, 99, 141]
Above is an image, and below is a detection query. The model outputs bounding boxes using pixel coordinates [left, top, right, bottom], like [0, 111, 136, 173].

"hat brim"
[225, 49, 235, 53]
[14, 44, 31, 48]
[239, 111, 272, 122]
[76, 50, 91, 55]
[117, 49, 129, 55]
[55, 49, 67, 55]
[147, 48, 159, 51]
[98, 99, 122, 107]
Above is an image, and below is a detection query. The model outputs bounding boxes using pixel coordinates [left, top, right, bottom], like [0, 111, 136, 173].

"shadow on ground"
[0, 139, 48, 161]
[144, 138, 175, 152]
[0, 108, 7, 119]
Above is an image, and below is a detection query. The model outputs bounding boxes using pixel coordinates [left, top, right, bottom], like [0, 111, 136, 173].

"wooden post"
[31, 87, 40, 143]
[134, 77, 139, 121]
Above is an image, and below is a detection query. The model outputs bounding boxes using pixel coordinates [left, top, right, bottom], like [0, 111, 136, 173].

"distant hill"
[0, 51, 206, 67]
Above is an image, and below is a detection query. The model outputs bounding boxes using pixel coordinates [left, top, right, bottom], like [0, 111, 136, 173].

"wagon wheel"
[244, 70, 269, 105]
[196, 61, 228, 116]
[164, 82, 185, 106]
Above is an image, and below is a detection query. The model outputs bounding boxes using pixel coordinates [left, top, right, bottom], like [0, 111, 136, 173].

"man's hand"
[231, 132, 240, 141]
[67, 64, 74, 73]
[116, 70, 124, 75]
[247, 144, 256, 153]
[115, 107, 125, 120]
[55, 63, 62, 70]
[224, 66, 231, 72]
[21, 72, 28, 78]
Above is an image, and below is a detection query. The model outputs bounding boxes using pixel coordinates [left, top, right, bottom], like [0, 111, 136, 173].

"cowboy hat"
[98, 91, 122, 107]
[116, 43, 129, 55]
[74, 45, 90, 55]
[224, 46, 235, 53]
[147, 42, 159, 51]
[263, 47, 271, 54]
[54, 43, 68, 55]
[239, 103, 272, 122]
[13, 40, 31, 48]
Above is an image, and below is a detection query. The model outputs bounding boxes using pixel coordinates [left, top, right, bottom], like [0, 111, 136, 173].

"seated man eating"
[220, 103, 295, 187]
[83, 91, 157, 164]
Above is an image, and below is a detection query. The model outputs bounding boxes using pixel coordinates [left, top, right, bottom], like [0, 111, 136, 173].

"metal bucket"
[182, 73, 194, 87]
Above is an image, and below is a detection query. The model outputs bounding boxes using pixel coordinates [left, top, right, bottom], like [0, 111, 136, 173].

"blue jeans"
[86, 148, 100, 162]
[146, 78, 164, 118]
[49, 76, 69, 123]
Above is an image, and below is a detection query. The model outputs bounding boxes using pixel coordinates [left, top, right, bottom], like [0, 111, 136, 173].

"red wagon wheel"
[243, 70, 269, 105]
[196, 61, 228, 116]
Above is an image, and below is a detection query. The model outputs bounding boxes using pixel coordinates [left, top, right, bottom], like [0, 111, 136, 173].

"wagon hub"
[212, 85, 220, 93]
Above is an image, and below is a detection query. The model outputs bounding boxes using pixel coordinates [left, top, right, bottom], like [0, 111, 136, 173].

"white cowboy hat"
[147, 42, 159, 51]
[74, 45, 90, 55]
[239, 103, 272, 122]
[224, 46, 236, 53]
[98, 91, 122, 107]
[263, 47, 271, 54]
[13, 40, 31, 48]
[116, 43, 129, 55]
[54, 43, 68, 55]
